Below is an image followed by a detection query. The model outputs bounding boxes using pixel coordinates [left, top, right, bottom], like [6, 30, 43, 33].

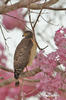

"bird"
[14, 30, 37, 86]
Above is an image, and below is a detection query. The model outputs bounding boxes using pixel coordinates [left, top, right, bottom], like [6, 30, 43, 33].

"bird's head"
[22, 31, 33, 38]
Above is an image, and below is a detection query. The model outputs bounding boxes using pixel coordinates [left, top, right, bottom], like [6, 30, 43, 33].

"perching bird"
[14, 31, 37, 86]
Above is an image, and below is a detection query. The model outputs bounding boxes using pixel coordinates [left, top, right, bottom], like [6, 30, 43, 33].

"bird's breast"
[27, 39, 37, 66]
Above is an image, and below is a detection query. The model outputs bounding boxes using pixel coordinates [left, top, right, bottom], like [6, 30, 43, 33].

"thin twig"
[18, 85, 22, 100]
[28, 6, 45, 50]
[32, 0, 58, 50]
[55, 67, 66, 78]
[27, 0, 45, 50]
[43, 7, 66, 11]
[24, 87, 38, 96]
[20, 67, 42, 77]
[0, 77, 4, 80]
[3, 14, 31, 31]
[1, 23, 8, 32]
[0, 25, 9, 48]
[0, 65, 13, 73]
[30, 10, 48, 14]
[33, 9, 42, 28]
[23, 10, 28, 17]
[5, 0, 10, 4]
[33, 0, 48, 28]
[23, 78, 40, 83]
[33, 0, 59, 28]
[28, 0, 34, 30]
[4, 14, 33, 23]
[41, 15, 58, 26]
[0, 77, 15, 87]
[59, 88, 66, 92]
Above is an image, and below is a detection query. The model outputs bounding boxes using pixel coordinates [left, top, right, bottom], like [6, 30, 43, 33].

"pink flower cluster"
[2, 9, 26, 30]
[0, 43, 7, 67]
[30, 51, 65, 96]
[54, 27, 66, 49]
[54, 27, 66, 67]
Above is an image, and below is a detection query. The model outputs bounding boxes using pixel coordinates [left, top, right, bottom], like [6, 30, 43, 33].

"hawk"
[14, 31, 37, 86]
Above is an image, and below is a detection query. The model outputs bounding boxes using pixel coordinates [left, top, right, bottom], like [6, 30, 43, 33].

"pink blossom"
[54, 27, 66, 49]
[57, 92, 66, 100]
[23, 84, 42, 97]
[0, 43, 4, 51]
[40, 96, 49, 100]
[57, 96, 66, 100]
[35, 73, 63, 93]
[32, 51, 57, 76]
[2, 9, 26, 30]
[8, 87, 20, 100]
[54, 27, 66, 67]
[0, 87, 9, 100]
[40, 96, 46, 100]
[57, 48, 66, 67]
[0, 43, 7, 67]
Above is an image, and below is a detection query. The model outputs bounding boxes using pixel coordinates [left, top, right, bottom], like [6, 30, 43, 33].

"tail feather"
[15, 80, 19, 86]
[14, 70, 20, 86]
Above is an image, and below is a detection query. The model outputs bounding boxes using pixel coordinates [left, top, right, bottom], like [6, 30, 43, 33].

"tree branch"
[5, 0, 10, 4]
[0, 65, 13, 73]
[20, 67, 41, 77]
[0, 67, 41, 87]
[0, 0, 59, 14]
[42, 7, 66, 11]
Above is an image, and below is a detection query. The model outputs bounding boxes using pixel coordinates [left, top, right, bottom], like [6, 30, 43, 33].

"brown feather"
[14, 38, 33, 85]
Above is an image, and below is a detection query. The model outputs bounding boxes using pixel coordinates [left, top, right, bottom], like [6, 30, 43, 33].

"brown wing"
[14, 38, 33, 79]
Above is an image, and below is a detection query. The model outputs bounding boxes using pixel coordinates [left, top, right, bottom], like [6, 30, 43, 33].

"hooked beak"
[22, 33, 27, 37]
[22, 34, 24, 37]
